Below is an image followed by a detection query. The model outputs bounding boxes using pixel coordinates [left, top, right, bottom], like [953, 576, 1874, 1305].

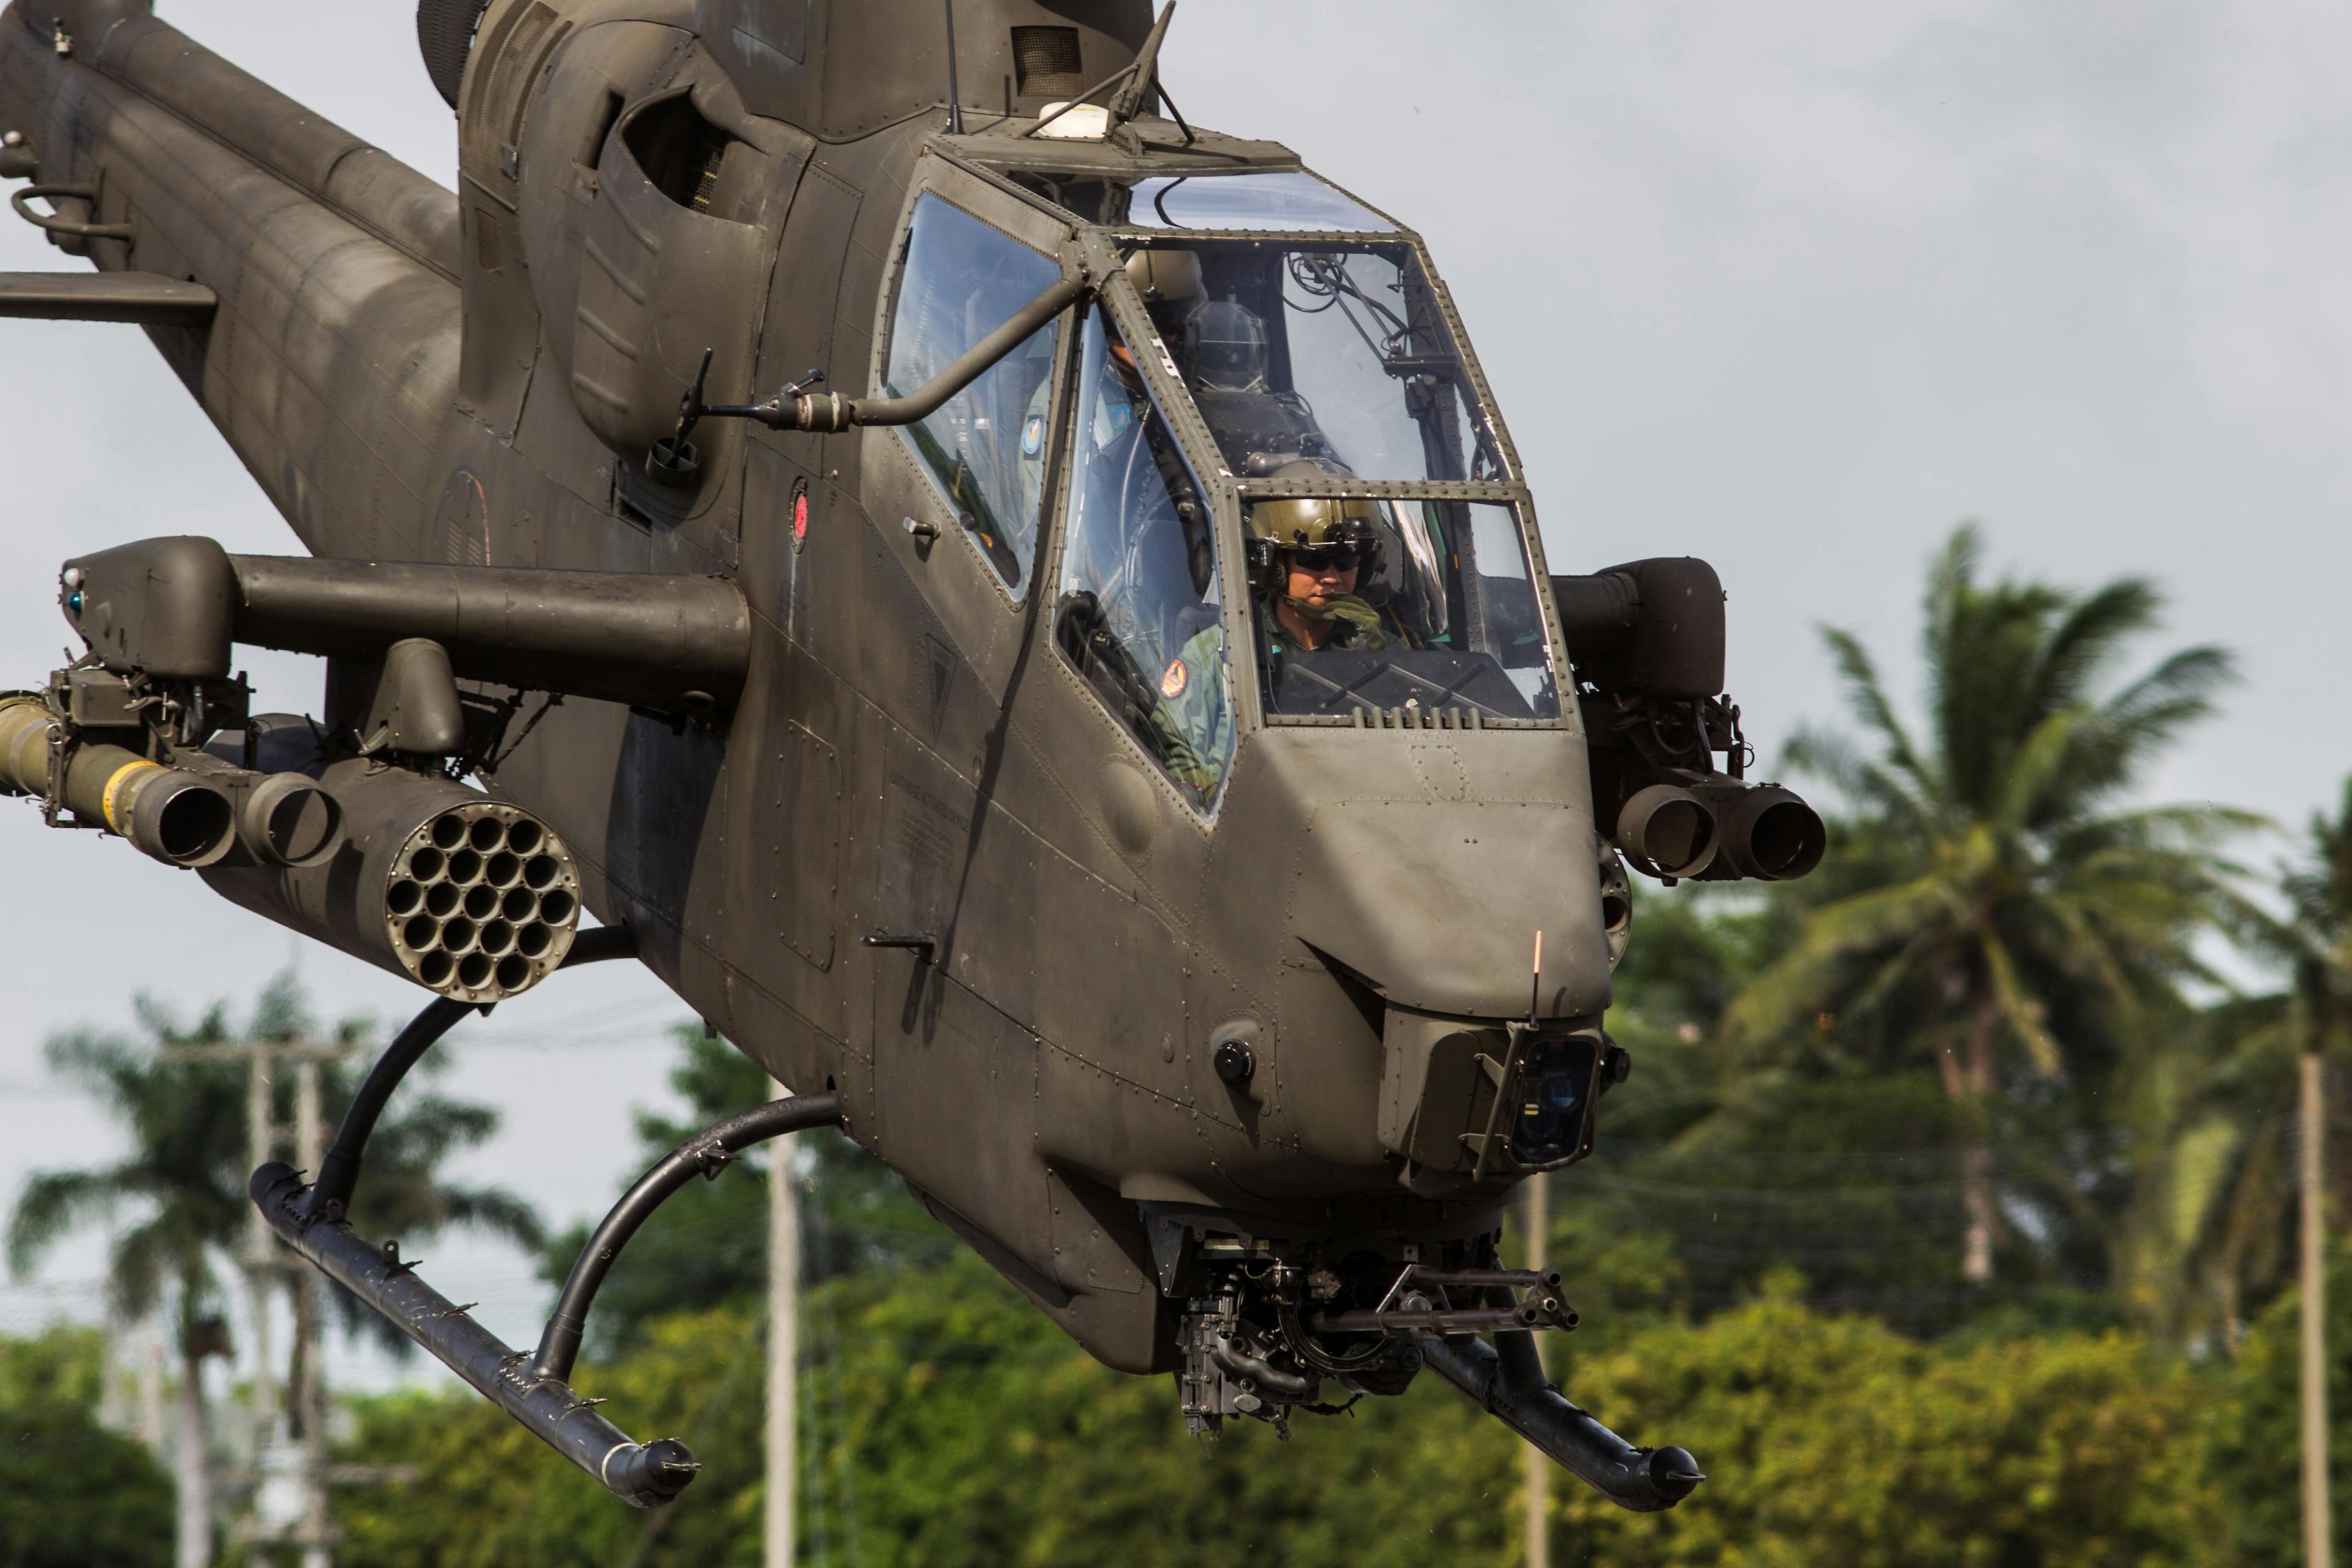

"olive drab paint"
[0, 0, 1819, 1512]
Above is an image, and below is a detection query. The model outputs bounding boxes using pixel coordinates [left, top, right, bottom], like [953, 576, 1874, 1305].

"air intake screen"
[1011, 26, 1084, 99]
[461, 1, 573, 202]
[624, 95, 741, 213]
[417, 0, 491, 110]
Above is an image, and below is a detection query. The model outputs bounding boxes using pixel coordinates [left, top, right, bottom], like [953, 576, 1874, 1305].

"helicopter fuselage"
[1, 13, 1795, 1481]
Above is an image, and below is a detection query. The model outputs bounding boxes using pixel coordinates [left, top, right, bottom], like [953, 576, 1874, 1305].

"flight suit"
[1266, 592, 1395, 654]
[1145, 620, 1233, 797]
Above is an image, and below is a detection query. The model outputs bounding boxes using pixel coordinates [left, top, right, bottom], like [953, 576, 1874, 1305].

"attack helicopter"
[0, 0, 1823, 1513]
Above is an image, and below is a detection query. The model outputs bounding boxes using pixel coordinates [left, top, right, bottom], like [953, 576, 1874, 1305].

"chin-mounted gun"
[1553, 558, 1824, 885]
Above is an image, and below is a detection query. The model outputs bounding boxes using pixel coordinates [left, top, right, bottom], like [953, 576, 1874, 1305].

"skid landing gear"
[247, 928, 843, 1507]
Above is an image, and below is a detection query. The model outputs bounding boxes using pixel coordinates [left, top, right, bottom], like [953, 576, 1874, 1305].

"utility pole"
[165, 1038, 358, 1568]
[2303, 1047, 2332, 1568]
[1523, 1173, 1550, 1568]
[244, 1043, 279, 1491]
[766, 1077, 800, 1568]
[293, 1056, 332, 1568]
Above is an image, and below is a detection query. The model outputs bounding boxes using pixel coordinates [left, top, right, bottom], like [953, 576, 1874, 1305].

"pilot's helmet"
[1123, 247, 1204, 307]
[1189, 299, 1270, 393]
[1244, 460, 1383, 586]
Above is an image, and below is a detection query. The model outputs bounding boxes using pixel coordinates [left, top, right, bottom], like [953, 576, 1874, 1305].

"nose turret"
[1190, 723, 1620, 1197]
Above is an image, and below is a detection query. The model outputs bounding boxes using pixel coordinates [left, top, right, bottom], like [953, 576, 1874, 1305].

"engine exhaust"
[202, 755, 581, 1004]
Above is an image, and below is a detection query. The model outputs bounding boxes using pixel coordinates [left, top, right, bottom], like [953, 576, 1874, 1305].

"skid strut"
[249, 925, 845, 1507]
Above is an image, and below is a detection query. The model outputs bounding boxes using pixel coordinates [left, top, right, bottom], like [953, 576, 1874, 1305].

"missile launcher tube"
[0, 693, 235, 866]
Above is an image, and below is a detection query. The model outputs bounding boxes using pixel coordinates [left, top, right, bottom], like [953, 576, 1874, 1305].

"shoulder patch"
[1159, 656, 1190, 700]
[1021, 413, 1045, 456]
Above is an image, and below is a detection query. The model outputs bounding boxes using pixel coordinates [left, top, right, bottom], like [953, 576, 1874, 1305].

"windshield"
[882, 196, 1063, 595]
[1054, 304, 1235, 810]
[1125, 241, 1505, 484]
[1248, 498, 1560, 723]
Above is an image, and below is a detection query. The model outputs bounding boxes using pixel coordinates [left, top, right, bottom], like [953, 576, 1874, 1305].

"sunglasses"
[1284, 546, 1363, 573]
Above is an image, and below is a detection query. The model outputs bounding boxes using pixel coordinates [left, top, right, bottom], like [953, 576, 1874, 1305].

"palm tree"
[2275, 774, 2352, 1116]
[1725, 525, 2252, 1286]
[2158, 780, 2352, 1342]
[6, 975, 542, 1567]
[8, 1001, 245, 1568]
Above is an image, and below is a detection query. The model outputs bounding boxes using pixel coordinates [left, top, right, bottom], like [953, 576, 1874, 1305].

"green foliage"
[2211, 1240, 2352, 1566]
[0, 1399, 175, 1568]
[0, 1321, 106, 1408]
[0, 1328, 173, 1568]
[340, 1251, 1514, 1568]
[1708, 526, 2254, 1309]
[8, 973, 542, 1357]
[7, 1006, 249, 1346]
[796, 1249, 1512, 1568]
[336, 1305, 771, 1568]
[1553, 1280, 2228, 1566]
[337, 1256, 2243, 1568]
[533, 1027, 777, 1358]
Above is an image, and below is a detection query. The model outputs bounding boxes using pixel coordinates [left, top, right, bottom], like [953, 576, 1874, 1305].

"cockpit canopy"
[1013, 167, 1398, 233]
[893, 151, 1565, 817]
[1126, 239, 1507, 487]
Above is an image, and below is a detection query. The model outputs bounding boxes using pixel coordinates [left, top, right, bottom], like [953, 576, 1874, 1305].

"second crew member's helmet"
[1188, 298, 1272, 393]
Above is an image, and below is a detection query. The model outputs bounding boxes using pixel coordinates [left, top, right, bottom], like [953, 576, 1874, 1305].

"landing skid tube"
[250, 1162, 701, 1507]
[1418, 1328, 1704, 1513]
[247, 929, 844, 1507]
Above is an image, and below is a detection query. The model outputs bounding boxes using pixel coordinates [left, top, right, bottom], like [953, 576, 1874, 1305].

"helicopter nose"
[1284, 800, 1612, 1021]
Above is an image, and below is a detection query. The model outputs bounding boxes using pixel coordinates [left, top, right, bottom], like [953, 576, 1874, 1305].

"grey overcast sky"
[0, 1, 2345, 1380]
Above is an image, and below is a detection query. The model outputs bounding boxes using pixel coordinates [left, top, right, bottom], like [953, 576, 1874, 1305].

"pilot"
[1245, 464, 1411, 654]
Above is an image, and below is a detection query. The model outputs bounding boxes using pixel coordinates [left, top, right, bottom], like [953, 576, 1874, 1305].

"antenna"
[1105, 1, 1176, 126]
[1528, 930, 1544, 1026]
[942, 0, 964, 134]
[1021, 1, 1178, 141]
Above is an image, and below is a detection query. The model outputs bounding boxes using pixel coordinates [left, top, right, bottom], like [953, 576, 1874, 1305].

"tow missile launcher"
[0, 0, 1821, 1513]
